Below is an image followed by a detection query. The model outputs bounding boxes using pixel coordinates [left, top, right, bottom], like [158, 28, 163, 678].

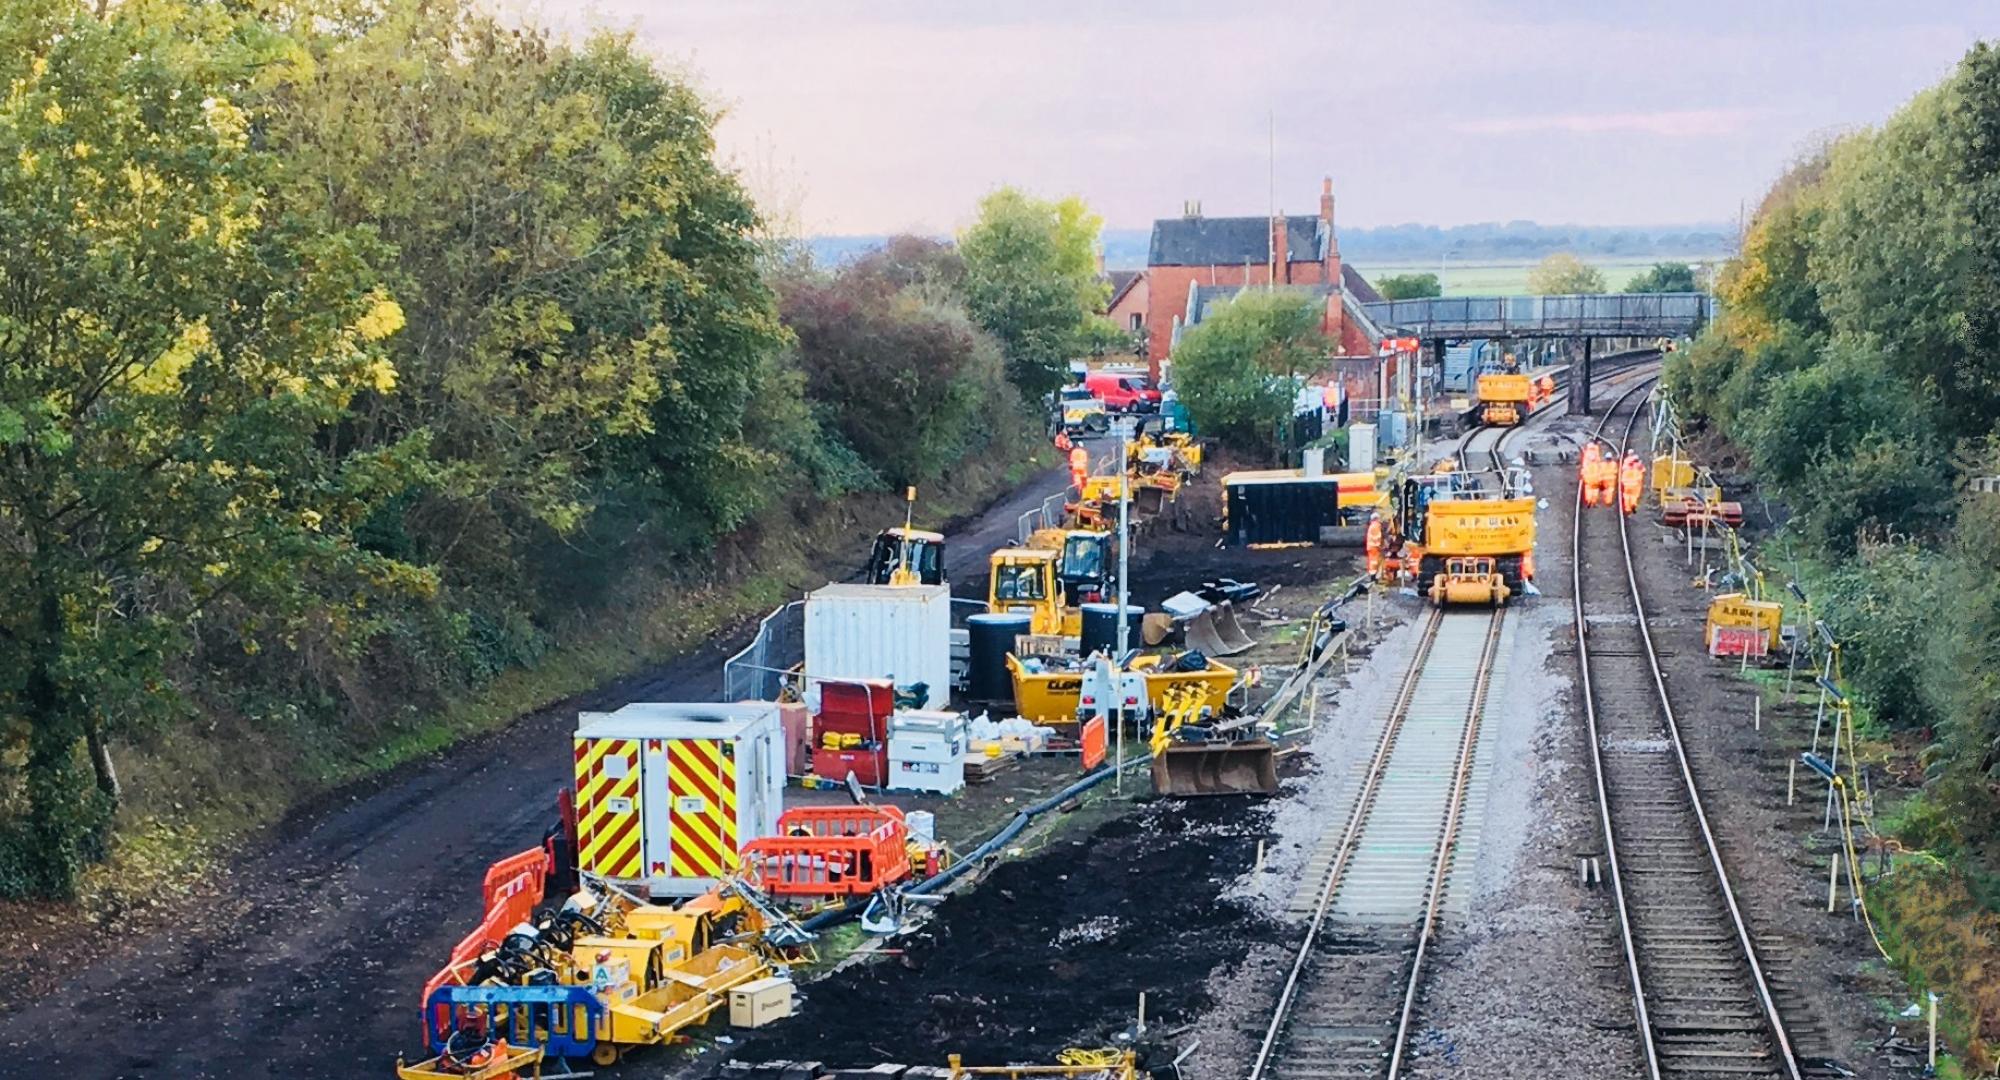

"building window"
[1129, 313, 1143, 331]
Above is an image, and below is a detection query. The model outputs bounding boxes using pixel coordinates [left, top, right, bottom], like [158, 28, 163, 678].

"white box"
[887, 756, 963, 795]
[572, 703, 786, 898]
[805, 584, 951, 709]
[888, 710, 968, 794]
[888, 710, 967, 764]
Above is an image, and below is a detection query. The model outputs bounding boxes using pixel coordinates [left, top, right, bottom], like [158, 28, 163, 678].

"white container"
[1348, 423, 1377, 473]
[889, 710, 967, 764]
[572, 702, 785, 898]
[888, 709, 968, 795]
[1303, 447, 1325, 478]
[904, 809, 937, 843]
[805, 583, 952, 709]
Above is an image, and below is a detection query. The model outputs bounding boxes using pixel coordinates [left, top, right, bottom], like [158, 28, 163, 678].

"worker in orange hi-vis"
[1364, 513, 1385, 576]
[1054, 430, 1073, 453]
[1536, 373, 1556, 407]
[1592, 446, 1619, 508]
[1068, 446, 1090, 493]
[1619, 451, 1645, 515]
[1579, 442, 1603, 507]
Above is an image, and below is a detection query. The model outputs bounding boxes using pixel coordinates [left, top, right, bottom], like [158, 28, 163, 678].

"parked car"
[1084, 370, 1162, 413]
[1059, 385, 1109, 435]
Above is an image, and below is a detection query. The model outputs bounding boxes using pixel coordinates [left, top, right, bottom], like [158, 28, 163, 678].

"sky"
[505, 1, 2000, 235]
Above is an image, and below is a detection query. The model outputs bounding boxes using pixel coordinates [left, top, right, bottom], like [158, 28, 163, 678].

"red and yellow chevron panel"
[666, 739, 739, 880]
[574, 737, 643, 880]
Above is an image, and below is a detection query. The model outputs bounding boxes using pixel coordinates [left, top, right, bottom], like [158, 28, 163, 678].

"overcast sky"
[506, 1, 1998, 234]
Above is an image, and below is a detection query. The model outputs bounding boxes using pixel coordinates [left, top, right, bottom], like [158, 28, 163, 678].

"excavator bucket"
[1182, 609, 1229, 657]
[1209, 601, 1257, 654]
[1152, 740, 1279, 796]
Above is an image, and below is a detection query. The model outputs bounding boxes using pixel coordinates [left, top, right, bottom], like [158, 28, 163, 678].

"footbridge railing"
[1363, 292, 1715, 339]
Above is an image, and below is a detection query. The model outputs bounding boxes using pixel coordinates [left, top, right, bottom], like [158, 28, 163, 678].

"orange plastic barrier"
[1081, 716, 1108, 771]
[420, 846, 550, 1037]
[740, 806, 911, 898]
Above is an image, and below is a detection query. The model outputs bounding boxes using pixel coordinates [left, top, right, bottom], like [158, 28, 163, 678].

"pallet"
[964, 752, 1023, 784]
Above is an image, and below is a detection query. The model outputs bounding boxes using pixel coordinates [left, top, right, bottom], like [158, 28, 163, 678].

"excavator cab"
[988, 548, 1066, 635]
[865, 527, 945, 587]
[1058, 531, 1112, 605]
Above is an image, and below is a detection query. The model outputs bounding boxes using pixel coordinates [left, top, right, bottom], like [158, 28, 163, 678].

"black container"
[1079, 602, 1145, 659]
[967, 612, 1033, 703]
[1224, 474, 1345, 546]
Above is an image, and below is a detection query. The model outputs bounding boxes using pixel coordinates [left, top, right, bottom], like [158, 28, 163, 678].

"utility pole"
[1114, 416, 1133, 794]
[1267, 109, 1276, 289]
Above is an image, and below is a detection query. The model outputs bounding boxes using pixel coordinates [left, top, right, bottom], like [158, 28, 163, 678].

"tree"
[1624, 262, 1698, 293]
[779, 259, 1002, 487]
[960, 188, 1108, 398]
[259, 2, 790, 557]
[0, 1, 428, 896]
[1171, 293, 1325, 455]
[1375, 272, 1442, 300]
[1526, 253, 1607, 295]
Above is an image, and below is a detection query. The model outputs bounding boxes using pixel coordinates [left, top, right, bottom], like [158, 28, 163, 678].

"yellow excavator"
[988, 547, 1072, 636]
[864, 487, 945, 586]
[1026, 526, 1115, 608]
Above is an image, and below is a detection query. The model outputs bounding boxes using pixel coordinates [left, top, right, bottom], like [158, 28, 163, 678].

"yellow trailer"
[1007, 653, 1237, 727]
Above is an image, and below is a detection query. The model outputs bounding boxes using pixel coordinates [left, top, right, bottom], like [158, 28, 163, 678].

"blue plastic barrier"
[423, 984, 604, 1059]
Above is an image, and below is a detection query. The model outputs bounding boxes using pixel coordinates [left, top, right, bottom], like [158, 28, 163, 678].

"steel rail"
[1245, 606, 1445, 1080]
[1572, 379, 1803, 1080]
[1384, 607, 1505, 1079]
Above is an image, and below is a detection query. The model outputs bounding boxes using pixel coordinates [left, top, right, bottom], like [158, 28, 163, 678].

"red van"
[1084, 370, 1162, 413]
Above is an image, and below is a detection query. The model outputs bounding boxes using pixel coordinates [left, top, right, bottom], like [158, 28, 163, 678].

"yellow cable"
[1831, 777, 1893, 962]
[1057, 1047, 1123, 1067]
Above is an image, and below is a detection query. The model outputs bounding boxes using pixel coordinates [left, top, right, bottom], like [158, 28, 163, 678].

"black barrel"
[968, 612, 1033, 703]
[1079, 602, 1145, 659]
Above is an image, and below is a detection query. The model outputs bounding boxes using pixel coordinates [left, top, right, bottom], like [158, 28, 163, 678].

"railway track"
[1571, 382, 1819, 1080]
[1249, 605, 1505, 1080]
[1245, 358, 1667, 1080]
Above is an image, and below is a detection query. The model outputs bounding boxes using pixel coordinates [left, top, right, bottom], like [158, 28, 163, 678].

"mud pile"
[733, 794, 1277, 1068]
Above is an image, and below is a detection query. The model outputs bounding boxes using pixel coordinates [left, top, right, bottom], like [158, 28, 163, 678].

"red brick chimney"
[1321, 177, 1346, 352]
[1269, 211, 1289, 285]
[1320, 177, 1340, 286]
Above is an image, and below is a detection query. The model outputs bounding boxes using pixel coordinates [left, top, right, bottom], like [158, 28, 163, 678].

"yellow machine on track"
[1382, 465, 1538, 606]
[1475, 371, 1534, 426]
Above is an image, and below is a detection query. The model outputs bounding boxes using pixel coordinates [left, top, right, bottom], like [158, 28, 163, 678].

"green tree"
[960, 188, 1108, 398]
[1171, 293, 1324, 454]
[1623, 262, 1698, 293]
[0, 0, 428, 896]
[260, 1, 791, 557]
[778, 255, 1005, 487]
[1375, 272, 1442, 300]
[1526, 253, 1607, 295]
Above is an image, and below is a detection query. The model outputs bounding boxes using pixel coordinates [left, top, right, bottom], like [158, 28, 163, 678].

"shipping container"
[803, 583, 951, 709]
[572, 702, 785, 898]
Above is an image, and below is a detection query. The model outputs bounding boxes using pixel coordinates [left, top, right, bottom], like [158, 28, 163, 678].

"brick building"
[1143, 177, 1383, 381]
[1103, 269, 1148, 341]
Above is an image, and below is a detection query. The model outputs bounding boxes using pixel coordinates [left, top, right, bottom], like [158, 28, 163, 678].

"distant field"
[1359, 255, 1730, 297]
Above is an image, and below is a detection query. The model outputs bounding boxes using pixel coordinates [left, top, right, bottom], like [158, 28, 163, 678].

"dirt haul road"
[0, 466, 1069, 1080]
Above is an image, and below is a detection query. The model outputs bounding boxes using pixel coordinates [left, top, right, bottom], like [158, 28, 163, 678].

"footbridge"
[1361, 292, 1714, 412]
